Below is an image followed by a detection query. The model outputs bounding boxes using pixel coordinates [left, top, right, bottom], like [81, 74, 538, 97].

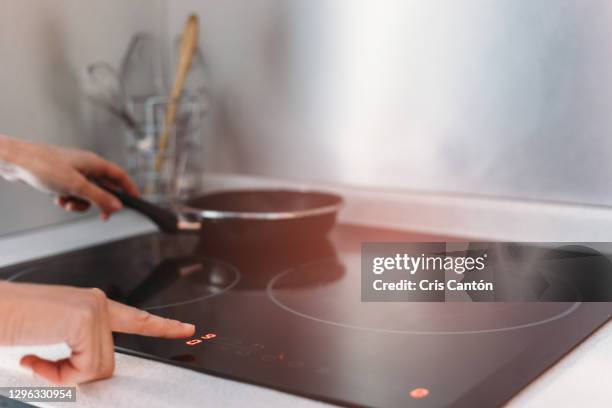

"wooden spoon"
[155, 14, 199, 171]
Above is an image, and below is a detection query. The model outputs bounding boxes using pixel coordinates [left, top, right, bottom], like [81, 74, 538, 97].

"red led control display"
[186, 333, 217, 346]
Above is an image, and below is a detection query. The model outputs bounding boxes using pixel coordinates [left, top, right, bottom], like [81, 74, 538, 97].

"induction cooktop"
[1, 224, 610, 408]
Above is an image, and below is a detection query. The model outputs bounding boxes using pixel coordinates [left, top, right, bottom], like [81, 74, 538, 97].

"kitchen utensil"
[124, 95, 203, 204]
[85, 61, 144, 138]
[102, 186, 343, 243]
[172, 36, 210, 111]
[155, 14, 199, 171]
[120, 33, 166, 102]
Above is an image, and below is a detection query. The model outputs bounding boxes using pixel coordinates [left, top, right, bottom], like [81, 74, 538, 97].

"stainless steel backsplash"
[170, 0, 612, 206]
[2, 1, 612, 236]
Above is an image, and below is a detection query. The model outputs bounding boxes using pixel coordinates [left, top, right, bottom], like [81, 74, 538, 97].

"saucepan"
[103, 187, 344, 244]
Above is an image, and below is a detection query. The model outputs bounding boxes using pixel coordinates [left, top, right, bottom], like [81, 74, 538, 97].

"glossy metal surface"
[183, 190, 343, 220]
[109, 188, 343, 242]
[170, 1, 612, 208]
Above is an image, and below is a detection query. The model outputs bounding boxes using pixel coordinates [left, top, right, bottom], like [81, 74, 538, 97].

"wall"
[4, 1, 612, 236]
[168, 0, 612, 207]
[0, 0, 166, 235]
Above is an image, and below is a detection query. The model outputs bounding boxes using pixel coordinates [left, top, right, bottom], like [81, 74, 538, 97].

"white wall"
[168, 0, 612, 207]
[0, 0, 166, 235]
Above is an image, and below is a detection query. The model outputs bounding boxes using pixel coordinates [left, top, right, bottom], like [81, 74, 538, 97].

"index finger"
[108, 300, 195, 338]
[86, 157, 140, 197]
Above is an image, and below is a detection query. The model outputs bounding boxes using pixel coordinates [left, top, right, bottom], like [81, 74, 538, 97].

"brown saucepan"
[103, 187, 344, 244]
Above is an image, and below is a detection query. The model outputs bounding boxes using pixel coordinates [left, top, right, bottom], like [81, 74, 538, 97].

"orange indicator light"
[410, 387, 429, 399]
[201, 333, 217, 340]
[186, 339, 202, 346]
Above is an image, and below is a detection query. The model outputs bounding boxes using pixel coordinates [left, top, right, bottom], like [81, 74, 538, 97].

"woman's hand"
[0, 281, 195, 384]
[0, 135, 139, 219]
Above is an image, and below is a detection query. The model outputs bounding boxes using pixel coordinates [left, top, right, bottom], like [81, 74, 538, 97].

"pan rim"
[179, 190, 344, 221]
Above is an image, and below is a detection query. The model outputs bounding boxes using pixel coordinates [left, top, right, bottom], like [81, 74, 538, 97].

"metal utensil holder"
[125, 95, 204, 205]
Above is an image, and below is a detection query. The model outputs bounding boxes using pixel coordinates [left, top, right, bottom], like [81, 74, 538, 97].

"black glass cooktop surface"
[1, 225, 610, 408]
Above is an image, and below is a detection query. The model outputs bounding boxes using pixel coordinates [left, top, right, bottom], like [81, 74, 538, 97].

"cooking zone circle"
[8, 253, 240, 311]
[267, 254, 579, 335]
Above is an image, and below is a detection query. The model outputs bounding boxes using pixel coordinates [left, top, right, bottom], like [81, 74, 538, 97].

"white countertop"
[0, 174, 611, 407]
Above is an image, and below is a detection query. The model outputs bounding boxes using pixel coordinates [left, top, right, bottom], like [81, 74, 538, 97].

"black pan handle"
[98, 183, 180, 233]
